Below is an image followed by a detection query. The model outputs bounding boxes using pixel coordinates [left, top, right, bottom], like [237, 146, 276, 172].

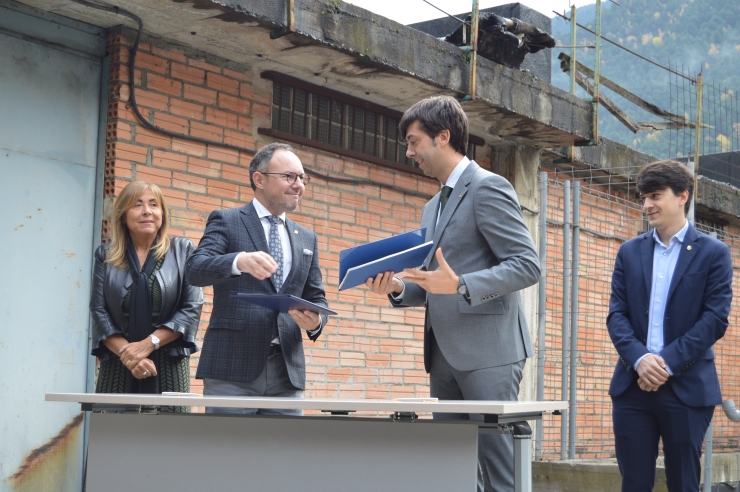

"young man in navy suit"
[607, 160, 733, 491]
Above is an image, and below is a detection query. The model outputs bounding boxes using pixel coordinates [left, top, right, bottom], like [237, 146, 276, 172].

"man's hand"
[365, 271, 403, 296]
[635, 354, 670, 391]
[236, 251, 278, 280]
[289, 309, 321, 331]
[402, 248, 459, 295]
[636, 377, 660, 392]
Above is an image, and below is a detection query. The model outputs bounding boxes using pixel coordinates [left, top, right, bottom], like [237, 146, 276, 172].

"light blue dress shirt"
[633, 219, 689, 375]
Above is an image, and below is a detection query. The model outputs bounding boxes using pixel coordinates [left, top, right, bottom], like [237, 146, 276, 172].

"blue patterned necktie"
[267, 215, 284, 291]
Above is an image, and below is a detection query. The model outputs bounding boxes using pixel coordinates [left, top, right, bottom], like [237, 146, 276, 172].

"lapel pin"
[687, 245, 692, 250]
[294, 230, 298, 234]
[458, 194, 462, 198]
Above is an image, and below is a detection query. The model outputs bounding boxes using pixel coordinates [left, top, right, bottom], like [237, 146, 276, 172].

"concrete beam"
[18, 0, 592, 149]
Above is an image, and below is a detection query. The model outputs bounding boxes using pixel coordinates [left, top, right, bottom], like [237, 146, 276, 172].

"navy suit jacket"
[186, 202, 327, 389]
[607, 222, 732, 407]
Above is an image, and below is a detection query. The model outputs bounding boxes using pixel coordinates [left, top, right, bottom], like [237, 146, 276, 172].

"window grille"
[260, 72, 483, 175]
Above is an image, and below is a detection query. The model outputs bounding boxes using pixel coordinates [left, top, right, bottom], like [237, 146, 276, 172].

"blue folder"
[231, 293, 338, 316]
[338, 228, 434, 291]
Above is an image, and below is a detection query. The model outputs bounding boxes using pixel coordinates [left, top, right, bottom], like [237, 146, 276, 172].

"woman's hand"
[130, 358, 157, 379]
[118, 339, 155, 370]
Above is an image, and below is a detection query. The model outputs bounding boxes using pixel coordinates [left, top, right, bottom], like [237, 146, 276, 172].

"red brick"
[153, 112, 189, 134]
[207, 179, 239, 200]
[188, 193, 222, 213]
[135, 52, 168, 73]
[147, 73, 182, 96]
[170, 209, 205, 230]
[218, 93, 250, 115]
[152, 150, 187, 171]
[135, 165, 171, 187]
[170, 99, 204, 120]
[189, 58, 222, 73]
[184, 84, 217, 105]
[172, 171, 207, 193]
[239, 83, 271, 105]
[135, 126, 172, 148]
[135, 89, 169, 111]
[221, 164, 251, 185]
[172, 137, 207, 157]
[206, 107, 239, 129]
[190, 121, 223, 142]
[151, 46, 187, 63]
[188, 157, 221, 178]
[223, 129, 255, 150]
[114, 143, 148, 163]
[223, 68, 251, 82]
[171, 62, 205, 85]
[207, 146, 243, 165]
[160, 187, 187, 208]
[207, 72, 239, 94]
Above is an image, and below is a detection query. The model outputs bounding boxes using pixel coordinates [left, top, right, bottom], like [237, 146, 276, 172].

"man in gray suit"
[367, 96, 540, 492]
[187, 142, 328, 415]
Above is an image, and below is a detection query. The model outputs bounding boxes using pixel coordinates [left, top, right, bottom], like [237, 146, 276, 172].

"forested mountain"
[550, 0, 740, 158]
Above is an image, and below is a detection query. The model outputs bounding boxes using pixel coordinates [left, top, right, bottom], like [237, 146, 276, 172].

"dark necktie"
[425, 185, 454, 333]
[267, 215, 284, 291]
[439, 185, 453, 215]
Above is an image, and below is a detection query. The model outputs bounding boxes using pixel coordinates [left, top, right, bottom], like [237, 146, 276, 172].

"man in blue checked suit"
[186, 142, 328, 415]
[607, 159, 733, 491]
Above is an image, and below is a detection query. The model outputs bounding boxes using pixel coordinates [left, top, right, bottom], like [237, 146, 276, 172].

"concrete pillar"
[489, 143, 542, 406]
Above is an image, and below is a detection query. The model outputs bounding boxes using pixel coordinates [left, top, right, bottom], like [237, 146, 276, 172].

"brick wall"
[537, 172, 740, 459]
[103, 32, 498, 404]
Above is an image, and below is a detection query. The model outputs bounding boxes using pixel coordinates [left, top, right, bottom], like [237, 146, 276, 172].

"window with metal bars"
[259, 72, 482, 176]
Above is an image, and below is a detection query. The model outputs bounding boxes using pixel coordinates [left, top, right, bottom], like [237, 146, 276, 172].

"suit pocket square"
[303, 249, 313, 255]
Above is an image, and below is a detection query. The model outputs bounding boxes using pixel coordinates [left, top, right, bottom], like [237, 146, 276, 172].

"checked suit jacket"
[391, 161, 540, 373]
[186, 202, 328, 390]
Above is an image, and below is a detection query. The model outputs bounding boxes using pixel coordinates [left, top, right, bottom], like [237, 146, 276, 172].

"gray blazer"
[186, 202, 328, 390]
[391, 161, 540, 372]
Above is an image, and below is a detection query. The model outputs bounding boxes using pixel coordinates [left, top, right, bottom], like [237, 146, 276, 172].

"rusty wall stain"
[10, 413, 84, 491]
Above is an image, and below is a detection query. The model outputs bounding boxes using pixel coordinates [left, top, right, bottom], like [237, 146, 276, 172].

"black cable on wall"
[71, 0, 435, 199]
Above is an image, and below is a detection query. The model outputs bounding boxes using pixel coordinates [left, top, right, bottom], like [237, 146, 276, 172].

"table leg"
[512, 422, 532, 492]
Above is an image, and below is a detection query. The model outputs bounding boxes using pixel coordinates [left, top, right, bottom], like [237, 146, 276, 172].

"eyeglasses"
[259, 172, 311, 185]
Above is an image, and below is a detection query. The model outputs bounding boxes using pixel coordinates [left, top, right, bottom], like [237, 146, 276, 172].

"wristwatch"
[457, 276, 471, 300]
[149, 333, 161, 350]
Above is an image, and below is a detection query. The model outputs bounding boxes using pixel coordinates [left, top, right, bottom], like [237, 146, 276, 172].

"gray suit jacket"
[391, 161, 540, 373]
[186, 202, 327, 389]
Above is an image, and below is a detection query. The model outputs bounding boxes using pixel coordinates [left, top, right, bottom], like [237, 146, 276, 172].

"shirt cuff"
[633, 353, 649, 372]
[231, 253, 243, 276]
[389, 276, 406, 301]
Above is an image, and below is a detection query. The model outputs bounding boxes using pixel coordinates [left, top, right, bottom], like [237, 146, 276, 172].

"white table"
[47, 393, 566, 492]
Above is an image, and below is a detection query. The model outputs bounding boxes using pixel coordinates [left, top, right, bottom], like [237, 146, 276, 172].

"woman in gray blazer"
[90, 181, 203, 411]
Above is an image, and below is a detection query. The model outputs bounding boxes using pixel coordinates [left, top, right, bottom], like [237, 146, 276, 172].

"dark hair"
[399, 96, 468, 156]
[636, 159, 694, 214]
[249, 142, 295, 190]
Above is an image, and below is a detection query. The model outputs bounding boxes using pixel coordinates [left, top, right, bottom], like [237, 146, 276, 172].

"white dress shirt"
[231, 198, 292, 277]
[633, 219, 689, 375]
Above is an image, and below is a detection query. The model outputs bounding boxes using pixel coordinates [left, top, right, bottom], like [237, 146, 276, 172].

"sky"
[344, 0, 596, 25]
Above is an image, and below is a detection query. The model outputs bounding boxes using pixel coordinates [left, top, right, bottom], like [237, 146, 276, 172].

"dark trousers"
[612, 382, 714, 492]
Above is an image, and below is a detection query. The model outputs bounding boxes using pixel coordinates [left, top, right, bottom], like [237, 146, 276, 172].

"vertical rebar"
[469, 0, 480, 100]
[535, 172, 548, 461]
[593, 0, 602, 142]
[560, 180, 571, 460]
[568, 182, 581, 459]
[703, 421, 713, 491]
[569, 5, 577, 161]
[694, 72, 703, 203]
